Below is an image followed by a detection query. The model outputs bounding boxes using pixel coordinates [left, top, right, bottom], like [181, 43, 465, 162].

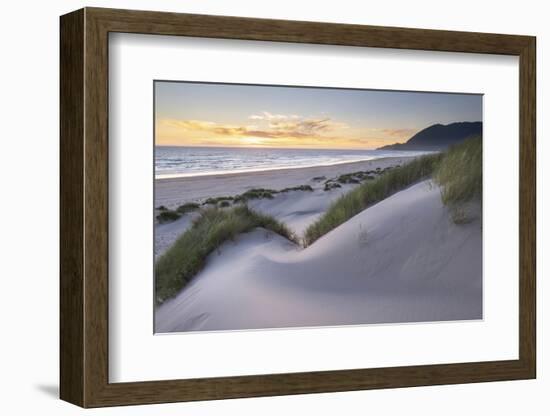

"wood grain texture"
[59, 8, 84, 407]
[88, 7, 532, 54]
[83, 10, 110, 406]
[518, 38, 536, 375]
[59, 7, 537, 408]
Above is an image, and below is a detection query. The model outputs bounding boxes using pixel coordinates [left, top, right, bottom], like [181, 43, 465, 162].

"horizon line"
[154, 120, 483, 151]
[155, 144, 381, 151]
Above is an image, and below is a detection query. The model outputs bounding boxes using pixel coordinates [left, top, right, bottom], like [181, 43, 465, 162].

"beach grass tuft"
[304, 153, 442, 246]
[324, 182, 342, 191]
[234, 188, 279, 202]
[155, 205, 297, 304]
[434, 136, 482, 208]
[202, 196, 234, 206]
[176, 202, 200, 213]
[156, 210, 181, 223]
[280, 184, 314, 192]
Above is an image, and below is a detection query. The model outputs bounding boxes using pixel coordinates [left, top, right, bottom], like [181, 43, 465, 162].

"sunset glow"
[155, 82, 482, 149]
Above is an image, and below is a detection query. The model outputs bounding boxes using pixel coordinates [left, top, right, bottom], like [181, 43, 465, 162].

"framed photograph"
[60, 7, 536, 408]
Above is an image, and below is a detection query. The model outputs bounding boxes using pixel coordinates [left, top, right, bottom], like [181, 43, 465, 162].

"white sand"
[155, 157, 408, 257]
[155, 180, 482, 333]
[154, 213, 199, 260]
[247, 185, 354, 237]
[155, 157, 410, 208]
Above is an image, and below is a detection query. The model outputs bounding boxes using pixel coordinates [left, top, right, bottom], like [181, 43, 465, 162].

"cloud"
[160, 114, 349, 142]
[163, 119, 216, 130]
[267, 117, 349, 136]
[156, 114, 416, 149]
[248, 111, 289, 121]
[375, 128, 417, 138]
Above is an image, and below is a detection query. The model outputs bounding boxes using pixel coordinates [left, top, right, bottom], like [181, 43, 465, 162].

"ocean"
[155, 146, 433, 179]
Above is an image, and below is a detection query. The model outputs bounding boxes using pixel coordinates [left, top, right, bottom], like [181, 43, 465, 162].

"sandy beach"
[155, 156, 411, 257]
[155, 157, 412, 208]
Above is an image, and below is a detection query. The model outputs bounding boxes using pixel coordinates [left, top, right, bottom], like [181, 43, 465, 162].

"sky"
[155, 81, 482, 150]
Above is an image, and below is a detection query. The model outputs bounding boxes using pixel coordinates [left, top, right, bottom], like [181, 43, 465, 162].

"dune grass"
[156, 210, 181, 223]
[304, 153, 442, 246]
[434, 136, 482, 206]
[156, 203, 200, 223]
[156, 183, 319, 224]
[304, 138, 481, 244]
[234, 188, 279, 202]
[202, 196, 234, 206]
[155, 205, 297, 304]
[176, 202, 200, 213]
[433, 136, 482, 223]
[280, 184, 313, 192]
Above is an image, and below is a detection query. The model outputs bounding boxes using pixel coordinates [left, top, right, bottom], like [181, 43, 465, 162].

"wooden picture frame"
[60, 7, 536, 408]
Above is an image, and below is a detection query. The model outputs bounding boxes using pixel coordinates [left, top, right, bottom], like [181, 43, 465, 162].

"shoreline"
[154, 155, 416, 258]
[155, 157, 378, 179]
[155, 156, 414, 208]
[155, 153, 436, 180]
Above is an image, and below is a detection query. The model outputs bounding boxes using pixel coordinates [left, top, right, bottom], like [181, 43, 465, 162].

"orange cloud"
[156, 114, 417, 149]
[378, 128, 418, 138]
[158, 115, 349, 143]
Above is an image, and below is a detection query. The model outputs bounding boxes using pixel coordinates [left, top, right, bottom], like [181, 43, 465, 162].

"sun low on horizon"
[155, 81, 482, 150]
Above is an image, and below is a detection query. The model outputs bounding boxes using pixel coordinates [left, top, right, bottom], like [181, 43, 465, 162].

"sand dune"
[154, 157, 407, 257]
[155, 213, 199, 260]
[155, 180, 482, 333]
[247, 183, 355, 237]
[154, 184, 352, 259]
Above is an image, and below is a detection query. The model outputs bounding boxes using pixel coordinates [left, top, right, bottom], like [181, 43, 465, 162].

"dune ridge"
[155, 157, 406, 258]
[155, 180, 482, 333]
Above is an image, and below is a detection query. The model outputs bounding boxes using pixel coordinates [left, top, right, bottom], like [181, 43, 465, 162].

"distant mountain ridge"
[377, 121, 482, 151]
